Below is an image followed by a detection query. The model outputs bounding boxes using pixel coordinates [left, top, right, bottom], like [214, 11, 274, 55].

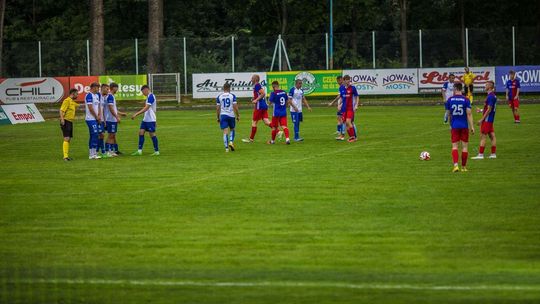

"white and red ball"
[419, 151, 431, 160]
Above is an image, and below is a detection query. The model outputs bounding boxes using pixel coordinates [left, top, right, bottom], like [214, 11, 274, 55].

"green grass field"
[1, 104, 540, 303]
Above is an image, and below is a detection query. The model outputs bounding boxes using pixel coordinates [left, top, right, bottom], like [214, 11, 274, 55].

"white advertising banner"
[0, 104, 45, 124]
[344, 69, 418, 95]
[418, 67, 495, 93]
[0, 77, 66, 104]
[192, 72, 267, 98]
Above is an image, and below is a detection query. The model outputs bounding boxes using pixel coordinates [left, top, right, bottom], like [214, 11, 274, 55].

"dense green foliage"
[1, 105, 540, 303]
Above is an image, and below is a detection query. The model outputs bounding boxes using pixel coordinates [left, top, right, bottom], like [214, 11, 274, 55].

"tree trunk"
[351, 7, 358, 58]
[148, 0, 164, 74]
[399, 0, 408, 67]
[0, 0, 5, 76]
[460, 0, 466, 65]
[90, 0, 105, 75]
[280, 0, 287, 70]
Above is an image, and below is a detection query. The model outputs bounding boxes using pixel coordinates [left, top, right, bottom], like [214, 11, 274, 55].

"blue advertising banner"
[495, 66, 540, 92]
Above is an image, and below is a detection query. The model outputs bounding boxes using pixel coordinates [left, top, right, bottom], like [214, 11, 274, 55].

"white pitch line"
[9, 278, 540, 292]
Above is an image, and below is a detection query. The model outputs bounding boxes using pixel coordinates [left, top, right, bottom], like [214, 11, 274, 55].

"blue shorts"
[86, 120, 98, 135]
[140, 121, 156, 132]
[291, 112, 303, 123]
[106, 121, 118, 134]
[97, 121, 105, 134]
[220, 115, 236, 130]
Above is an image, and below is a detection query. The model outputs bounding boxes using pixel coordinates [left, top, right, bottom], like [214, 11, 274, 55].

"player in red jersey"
[472, 81, 497, 160]
[445, 83, 475, 172]
[505, 70, 521, 123]
[242, 74, 271, 143]
[339, 75, 359, 142]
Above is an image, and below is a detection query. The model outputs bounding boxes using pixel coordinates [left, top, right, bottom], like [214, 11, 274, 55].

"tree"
[459, 0, 466, 65]
[148, 0, 163, 74]
[90, 0, 105, 74]
[397, 0, 409, 67]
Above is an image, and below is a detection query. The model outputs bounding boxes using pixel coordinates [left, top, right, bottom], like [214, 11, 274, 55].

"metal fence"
[2, 27, 539, 92]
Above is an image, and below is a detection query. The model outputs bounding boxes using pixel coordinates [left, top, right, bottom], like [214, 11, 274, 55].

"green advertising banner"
[99, 75, 147, 100]
[266, 70, 342, 96]
[0, 107, 11, 125]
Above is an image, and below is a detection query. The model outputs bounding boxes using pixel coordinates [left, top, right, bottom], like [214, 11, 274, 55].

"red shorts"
[252, 109, 269, 121]
[508, 99, 520, 108]
[451, 128, 469, 143]
[271, 116, 287, 128]
[342, 110, 355, 121]
[480, 121, 494, 134]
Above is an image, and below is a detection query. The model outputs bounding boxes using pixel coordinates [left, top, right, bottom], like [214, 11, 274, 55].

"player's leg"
[461, 140, 469, 171]
[97, 122, 105, 155]
[472, 133, 486, 159]
[488, 132, 497, 158]
[345, 113, 356, 142]
[61, 121, 72, 161]
[513, 104, 520, 123]
[149, 122, 159, 155]
[243, 110, 259, 143]
[269, 117, 278, 144]
[132, 123, 146, 155]
[223, 128, 230, 152]
[281, 117, 291, 144]
[228, 117, 236, 151]
[451, 129, 460, 172]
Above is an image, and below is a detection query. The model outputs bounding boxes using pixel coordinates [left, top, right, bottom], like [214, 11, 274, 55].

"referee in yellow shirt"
[59, 89, 79, 161]
[463, 67, 476, 103]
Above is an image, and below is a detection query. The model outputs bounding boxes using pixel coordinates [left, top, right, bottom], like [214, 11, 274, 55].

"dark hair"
[90, 82, 100, 88]
[454, 82, 463, 91]
[109, 82, 119, 89]
[295, 79, 302, 83]
[69, 88, 78, 95]
[141, 85, 150, 91]
[101, 83, 109, 88]
[449, 73, 455, 77]
[343, 75, 351, 80]
[486, 80, 495, 87]
[336, 75, 343, 80]
[509, 70, 515, 75]
[223, 83, 231, 90]
[271, 80, 279, 86]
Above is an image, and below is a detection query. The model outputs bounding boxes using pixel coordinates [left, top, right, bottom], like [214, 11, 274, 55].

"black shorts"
[61, 120, 73, 138]
[464, 84, 473, 95]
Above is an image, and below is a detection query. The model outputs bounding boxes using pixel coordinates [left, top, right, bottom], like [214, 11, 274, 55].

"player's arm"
[252, 87, 265, 104]
[303, 96, 312, 111]
[216, 104, 221, 122]
[505, 87, 509, 101]
[97, 103, 103, 122]
[515, 87, 520, 99]
[328, 94, 340, 106]
[478, 105, 492, 125]
[441, 88, 446, 101]
[59, 100, 68, 125]
[353, 87, 359, 111]
[287, 99, 299, 113]
[109, 103, 120, 123]
[131, 104, 150, 120]
[467, 107, 475, 134]
[233, 103, 240, 121]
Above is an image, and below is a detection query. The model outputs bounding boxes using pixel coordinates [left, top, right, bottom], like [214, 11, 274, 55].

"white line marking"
[10, 278, 540, 291]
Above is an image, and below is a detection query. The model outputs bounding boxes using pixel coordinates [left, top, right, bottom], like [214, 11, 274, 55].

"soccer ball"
[419, 151, 431, 160]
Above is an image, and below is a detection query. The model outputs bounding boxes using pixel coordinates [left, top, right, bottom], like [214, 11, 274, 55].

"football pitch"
[1, 104, 540, 303]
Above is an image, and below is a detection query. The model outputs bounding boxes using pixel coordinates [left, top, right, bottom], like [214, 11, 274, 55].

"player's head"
[485, 80, 495, 92]
[90, 82, 100, 93]
[449, 73, 455, 82]
[453, 82, 463, 94]
[100, 83, 109, 95]
[509, 70, 515, 80]
[271, 80, 280, 91]
[251, 74, 260, 83]
[69, 88, 78, 99]
[336, 75, 343, 85]
[141, 85, 150, 96]
[223, 82, 231, 92]
[464, 67, 470, 73]
[343, 75, 351, 86]
[295, 79, 302, 89]
[109, 82, 119, 94]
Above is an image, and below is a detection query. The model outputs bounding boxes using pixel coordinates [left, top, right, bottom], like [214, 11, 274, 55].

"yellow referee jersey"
[463, 72, 476, 85]
[60, 97, 78, 121]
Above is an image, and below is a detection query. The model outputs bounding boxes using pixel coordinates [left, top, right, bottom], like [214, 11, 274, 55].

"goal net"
[149, 73, 181, 103]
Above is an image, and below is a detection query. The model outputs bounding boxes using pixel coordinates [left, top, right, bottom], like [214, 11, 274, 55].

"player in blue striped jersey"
[216, 83, 240, 152]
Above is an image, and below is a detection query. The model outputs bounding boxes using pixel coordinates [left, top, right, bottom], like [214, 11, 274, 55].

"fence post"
[512, 26, 516, 66]
[231, 35, 235, 73]
[465, 28, 469, 67]
[86, 39, 90, 76]
[278, 34, 282, 71]
[325, 33, 329, 70]
[372, 31, 376, 69]
[419, 29, 423, 68]
[38, 41, 42, 77]
[135, 38, 139, 74]
[183, 37, 187, 95]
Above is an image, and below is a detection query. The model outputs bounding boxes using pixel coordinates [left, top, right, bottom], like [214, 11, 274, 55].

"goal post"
[148, 73, 181, 104]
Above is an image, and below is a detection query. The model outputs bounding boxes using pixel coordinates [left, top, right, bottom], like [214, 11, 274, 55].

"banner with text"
[418, 67, 495, 93]
[0, 103, 45, 124]
[0, 107, 11, 125]
[0, 77, 69, 104]
[99, 75, 147, 100]
[266, 70, 342, 96]
[192, 72, 267, 99]
[344, 69, 418, 95]
[495, 66, 540, 93]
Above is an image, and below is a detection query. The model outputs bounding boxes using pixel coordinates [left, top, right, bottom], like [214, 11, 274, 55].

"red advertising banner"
[69, 76, 99, 102]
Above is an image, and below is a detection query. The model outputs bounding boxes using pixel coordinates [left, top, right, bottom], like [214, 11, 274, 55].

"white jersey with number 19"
[216, 92, 237, 118]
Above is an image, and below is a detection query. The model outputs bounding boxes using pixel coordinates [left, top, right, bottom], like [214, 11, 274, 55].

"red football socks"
[347, 127, 355, 137]
[479, 146, 485, 154]
[250, 127, 257, 140]
[462, 151, 468, 166]
[271, 129, 277, 141]
[491, 146, 496, 154]
[283, 128, 290, 139]
[452, 149, 459, 164]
